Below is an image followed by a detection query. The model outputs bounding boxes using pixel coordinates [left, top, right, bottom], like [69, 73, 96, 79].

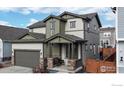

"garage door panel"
[15, 50, 40, 68]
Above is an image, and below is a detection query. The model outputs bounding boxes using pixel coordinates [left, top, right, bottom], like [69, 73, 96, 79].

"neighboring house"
[11, 11, 101, 69]
[100, 27, 115, 48]
[117, 7, 124, 73]
[0, 25, 28, 62]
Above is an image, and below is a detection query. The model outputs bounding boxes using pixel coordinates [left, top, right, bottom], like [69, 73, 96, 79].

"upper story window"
[93, 44, 96, 55]
[94, 25, 97, 30]
[50, 21, 55, 35]
[87, 23, 90, 31]
[103, 32, 111, 37]
[50, 21, 55, 30]
[90, 44, 93, 50]
[70, 21, 76, 28]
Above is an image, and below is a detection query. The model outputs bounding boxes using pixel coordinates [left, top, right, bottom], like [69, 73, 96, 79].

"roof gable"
[21, 34, 36, 40]
[43, 15, 66, 22]
[59, 11, 83, 19]
[45, 33, 87, 43]
[27, 11, 102, 29]
[19, 32, 46, 40]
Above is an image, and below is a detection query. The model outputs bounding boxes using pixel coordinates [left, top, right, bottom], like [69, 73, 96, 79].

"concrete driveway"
[0, 66, 32, 73]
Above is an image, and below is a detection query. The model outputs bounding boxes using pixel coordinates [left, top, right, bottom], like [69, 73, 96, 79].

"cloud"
[102, 24, 114, 28]
[27, 18, 38, 26]
[0, 20, 12, 26]
[0, 7, 115, 27]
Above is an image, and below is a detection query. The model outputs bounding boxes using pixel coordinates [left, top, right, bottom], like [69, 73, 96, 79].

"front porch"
[44, 34, 87, 72]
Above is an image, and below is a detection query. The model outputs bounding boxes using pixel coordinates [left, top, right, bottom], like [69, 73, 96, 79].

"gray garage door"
[14, 50, 40, 68]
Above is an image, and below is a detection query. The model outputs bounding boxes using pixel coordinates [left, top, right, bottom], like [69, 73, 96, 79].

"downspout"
[2, 41, 4, 62]
[82, 19, 86, 66]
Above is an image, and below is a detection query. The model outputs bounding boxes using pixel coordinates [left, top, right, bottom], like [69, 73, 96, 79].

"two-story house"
[100, 27, 115, 48]
[12, 11, 101, 70]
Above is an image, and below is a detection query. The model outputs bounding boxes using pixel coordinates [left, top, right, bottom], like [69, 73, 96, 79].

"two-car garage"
[12, 42, 44, 68]
[14, 50, 40, 68]
[11, 32, 45, 68]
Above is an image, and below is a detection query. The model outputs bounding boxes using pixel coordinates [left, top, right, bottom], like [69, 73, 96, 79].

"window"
[101, 40, 104, 47]
[90, 44, 93, 50]
[70, 21, 76, 28]
[103, 32, 111, 37]
[50, 21, 55, 29]
[85, 44, 88, 51]
[87, 23, 90, 31]
[93, 44, 96, 55]
[94, 25, 97, 30]
[50, 21, 55, 35]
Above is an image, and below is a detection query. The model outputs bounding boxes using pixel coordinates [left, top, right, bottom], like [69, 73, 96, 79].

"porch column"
[48, 43, 52, 58]
[71, 43, 74, 59]
[82, 43, 86, 66]
[68, 43, 70, 59]
[78, 43, 81, 59]
[80, 43, 82, 59]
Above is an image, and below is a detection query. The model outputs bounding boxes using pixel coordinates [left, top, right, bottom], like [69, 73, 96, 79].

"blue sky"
[0, 7, 115, 28]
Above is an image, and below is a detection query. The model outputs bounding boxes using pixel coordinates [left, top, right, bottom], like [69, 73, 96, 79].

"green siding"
[46, 18, 60, 38]
[60, 21, 65, 34]
[21, 35, 35, 40]
[52, 44, 60, 58]
[61, 15, 75, 19]
[50, 37, 71, 43]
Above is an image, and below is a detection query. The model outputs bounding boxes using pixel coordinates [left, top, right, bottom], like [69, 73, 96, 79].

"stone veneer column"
[67, 59, 76, 71]
[11, 56, 14, 65]
[47, 58, 53, 69]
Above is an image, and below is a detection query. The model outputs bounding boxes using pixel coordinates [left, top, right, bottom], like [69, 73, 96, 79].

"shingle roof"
[28, 32, 45, 39]
[12, 39, 45, 43]
[45, 33, 87, 43]
[100, 27, 115, 31]
[59, 11, 84, 19]
[0, 25, 29, 41]
[27, 11, 102, 29]
[43, 15, 67, 22]
[27, 21, 46, 29]
[22, 32, 46, 40]
[80, 12, 102, 27]
[12, 32, 46, 43]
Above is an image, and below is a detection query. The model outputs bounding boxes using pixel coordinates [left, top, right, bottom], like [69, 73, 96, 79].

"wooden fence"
[85, 59, 116, 73]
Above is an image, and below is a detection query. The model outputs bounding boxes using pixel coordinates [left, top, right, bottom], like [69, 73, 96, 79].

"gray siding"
[3, 42, 12, 58]
[84, 17, 100, 59]
[118, 7, 124, 38]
